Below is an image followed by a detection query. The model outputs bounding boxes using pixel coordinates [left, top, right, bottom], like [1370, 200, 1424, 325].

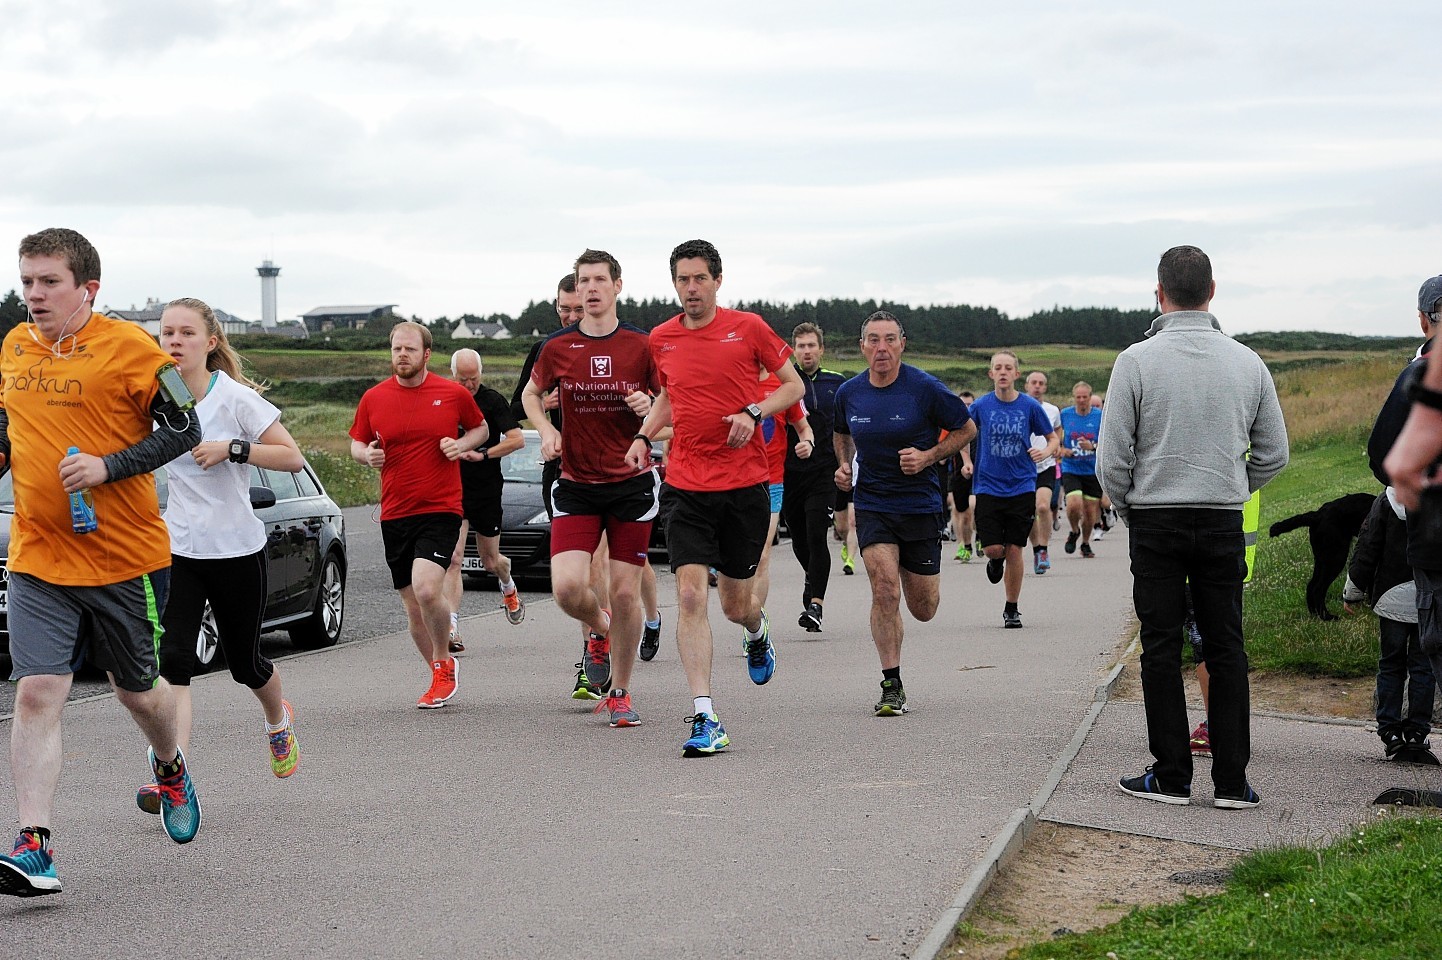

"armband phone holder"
[157, 363, 197, 411]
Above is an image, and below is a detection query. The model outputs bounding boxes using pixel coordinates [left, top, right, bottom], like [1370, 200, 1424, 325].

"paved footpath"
[2, 534, 1137, 959]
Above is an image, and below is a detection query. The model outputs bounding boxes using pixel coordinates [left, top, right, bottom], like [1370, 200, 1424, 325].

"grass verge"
[1008, 814, 1442, 960]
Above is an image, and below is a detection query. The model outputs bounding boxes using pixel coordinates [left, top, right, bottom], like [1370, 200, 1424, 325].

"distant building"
[246, 320, 309, 339]
[451, 318, 512, 340]
[302, 304, 398, 333]
[105, 299, 250, 337]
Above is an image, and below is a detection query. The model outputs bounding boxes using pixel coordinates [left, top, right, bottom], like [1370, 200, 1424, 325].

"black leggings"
[783, 469, 837, 604]
[161, 550, 273, 688]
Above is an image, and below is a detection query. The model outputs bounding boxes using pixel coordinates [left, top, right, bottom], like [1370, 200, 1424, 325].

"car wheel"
[195, 602, 223, 671]
[289, 551, 345, 650]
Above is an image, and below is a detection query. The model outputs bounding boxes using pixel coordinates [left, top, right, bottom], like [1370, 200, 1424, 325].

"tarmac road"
[1, 524, 1135, 959]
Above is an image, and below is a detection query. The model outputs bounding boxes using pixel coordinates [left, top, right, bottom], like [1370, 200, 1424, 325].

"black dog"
[1269, 492, 1377, 620]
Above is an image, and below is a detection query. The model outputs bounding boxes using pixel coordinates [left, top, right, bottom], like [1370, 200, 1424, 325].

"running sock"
[694, 696, 715, 717]
[1004, 601, 1019, 614]
[154, 754, 184, 778]
[21, 826, 50, 845]
[611, 688, 627, 698]
[500, 579, 517, 595]
[882, 666, 901, 685]
[265, 702, 293, 734]
[744, 619, 766, 642]
[645, 614, 661, 630]
[1033, 545, 1042, 556]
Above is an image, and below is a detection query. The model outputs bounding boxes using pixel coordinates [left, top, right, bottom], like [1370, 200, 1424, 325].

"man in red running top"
[523, 249, 661, 728]
[626, 239, 803, 757]
[350, 321, 488, 709]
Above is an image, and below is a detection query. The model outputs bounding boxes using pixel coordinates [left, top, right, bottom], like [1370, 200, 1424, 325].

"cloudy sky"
[2, 1, 1438, 336]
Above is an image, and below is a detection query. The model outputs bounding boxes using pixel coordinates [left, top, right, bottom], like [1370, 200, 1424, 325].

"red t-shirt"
[349, 374, 484, 521]
[761, 373, 807, 484]
[649, 308, 792, 492]
[531, 322, 660, 484]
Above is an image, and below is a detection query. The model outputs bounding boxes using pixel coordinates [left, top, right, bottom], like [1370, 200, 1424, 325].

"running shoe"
[798, 602, 823, 633]
[448, 638, 466, 654]
[1052, 513, 1061, 532]
[1190, 720, 1212, 757]
[597, 690, 641, 727]
[1064, 531, 1079, 554]
[502, 588, 525, 625]
[585, 615, 613, 690]
[269, 700, 299, 778]
[136, 783, 161, 815]
[0, 830, 60, 897]
[639, 616, 662, 662]
[418, 657, 459, 709]
[1080, 542, 1095, 559]
[841, 544, 855, 575]
[955, 545, 971, 563]
[874, 678, 908, 716]
[682, 712, 730, 756]
[571, 662, 604, 701]
[1035, 547, 1050, 575]
[745, 609, 776, 685]
[707, 568, 718, 587]
[986, 557, 1004, 584]
[1003, 608, 1023, 629]
[1213, 784, 1261, 810]
[1093, 525, 1106, 542]
[1118, 767, 1190, 805]
[150, 747, 202, 844]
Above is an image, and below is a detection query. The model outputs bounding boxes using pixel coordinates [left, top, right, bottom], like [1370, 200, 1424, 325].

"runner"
[751, 369, 814, 626]
[970, 350, 1059, 629]
[626, 239, 803, 756]
[134, 298, 304, 819]
[834, 311, 972, 715]
[443, 347, 526, 655]
[781, 322, 846, 631]
[0, 228, 204, 897]
[523, 249, 660, 727]
[1059, 380, 1104, 558]
[951, 390, 977, 561]
[1024, 371, 1062, 574]
[349, 321, 487, 709]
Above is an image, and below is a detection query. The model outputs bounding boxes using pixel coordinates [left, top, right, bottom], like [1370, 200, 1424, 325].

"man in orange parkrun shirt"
[350, 321, 488, 709]
[0, 228, 205, 898]
[523, 249, 660, 728]
[627, 239, 804, 757]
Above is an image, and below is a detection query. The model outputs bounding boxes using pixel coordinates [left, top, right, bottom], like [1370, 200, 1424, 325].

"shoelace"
[586, 633, 608, 665]
[746, 630, 769, 667]
[684, 714, 709, 739]
[156, 771, 189, 807]
[595, 693, 629, 716]
[269, 727, 293, 757]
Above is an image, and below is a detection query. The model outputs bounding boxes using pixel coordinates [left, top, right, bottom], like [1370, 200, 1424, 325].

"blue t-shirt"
[1059, 406, 1103, 476]
[969, 391, 1055, 498]
[834, 364, 970, 515]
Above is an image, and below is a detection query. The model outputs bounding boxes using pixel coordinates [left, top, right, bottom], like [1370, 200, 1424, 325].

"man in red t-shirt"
[523, 250, 661, 729]
[349, 321, 488, 709]
[626, 239, 803, 757]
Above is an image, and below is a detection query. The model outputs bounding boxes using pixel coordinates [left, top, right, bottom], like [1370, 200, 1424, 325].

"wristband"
[633, 433, 651, 443]
[228, 439, 251, 464]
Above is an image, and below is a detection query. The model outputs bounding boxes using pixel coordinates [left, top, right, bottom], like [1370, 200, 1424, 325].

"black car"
[0, 460, 347, 672]
[462, 429, 666, 586]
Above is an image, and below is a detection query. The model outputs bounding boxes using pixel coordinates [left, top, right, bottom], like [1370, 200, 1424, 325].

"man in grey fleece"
[1099, 245, 1288, 810]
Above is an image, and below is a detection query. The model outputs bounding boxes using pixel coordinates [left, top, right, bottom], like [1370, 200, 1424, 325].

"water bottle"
[66, 446, 98, 534]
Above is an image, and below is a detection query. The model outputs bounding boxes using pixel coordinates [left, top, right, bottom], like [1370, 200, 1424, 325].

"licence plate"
[461, 556, 483, 572]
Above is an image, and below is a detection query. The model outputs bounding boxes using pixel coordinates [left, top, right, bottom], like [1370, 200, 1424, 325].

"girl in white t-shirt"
[136, 298, 305, 815]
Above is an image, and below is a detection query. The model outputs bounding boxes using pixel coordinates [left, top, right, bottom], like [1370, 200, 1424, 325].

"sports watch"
[744, 403, 764, 423]
[228, 439, 252, 464]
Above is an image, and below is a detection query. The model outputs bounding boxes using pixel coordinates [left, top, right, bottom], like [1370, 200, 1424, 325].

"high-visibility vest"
[1243, 490, 1261, 583]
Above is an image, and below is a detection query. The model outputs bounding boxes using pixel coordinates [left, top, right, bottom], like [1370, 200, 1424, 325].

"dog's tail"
[1269, 510, 1317, 538]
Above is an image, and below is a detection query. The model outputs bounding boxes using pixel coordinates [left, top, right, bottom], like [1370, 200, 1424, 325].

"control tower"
[256, 259, 281, 328]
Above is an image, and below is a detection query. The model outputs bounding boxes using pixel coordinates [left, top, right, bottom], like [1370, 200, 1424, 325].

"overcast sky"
[2, 1, 1438, 336]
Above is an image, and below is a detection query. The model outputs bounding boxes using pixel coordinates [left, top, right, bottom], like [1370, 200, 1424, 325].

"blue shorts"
[768, 482, 784, 513]
[854, 509, 943, 576]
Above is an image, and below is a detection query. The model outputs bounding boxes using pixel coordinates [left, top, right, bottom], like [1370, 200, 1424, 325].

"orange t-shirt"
[1, 313, 174, 585]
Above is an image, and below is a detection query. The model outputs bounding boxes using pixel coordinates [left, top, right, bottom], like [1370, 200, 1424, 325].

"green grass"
[1245, 439, 1383, 677]
[1007, 814, 1442, 960]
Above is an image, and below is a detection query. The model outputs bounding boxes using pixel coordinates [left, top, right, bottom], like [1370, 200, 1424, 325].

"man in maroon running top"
[627, 239, 803, 756]
[350, 321, 488, 709]
[523, 249, 661, 728]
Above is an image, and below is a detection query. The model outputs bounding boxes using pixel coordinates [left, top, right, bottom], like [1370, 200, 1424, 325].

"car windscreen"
[502, 433, 547, 485]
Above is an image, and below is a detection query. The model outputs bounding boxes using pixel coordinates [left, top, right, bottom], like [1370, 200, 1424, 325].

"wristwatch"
[744, 403, 764, 423]
[1405, 367, 1442, 412]
[480, 447, 490, 460]
[228, 439, 251, 464]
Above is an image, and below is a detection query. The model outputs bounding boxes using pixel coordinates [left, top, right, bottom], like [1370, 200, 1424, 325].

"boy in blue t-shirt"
[970, 350, 1059, 628]
[1059, 380, 1105, 558]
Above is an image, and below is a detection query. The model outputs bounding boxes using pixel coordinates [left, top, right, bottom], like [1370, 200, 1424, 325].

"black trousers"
[1129, 508, 1250, 793]
[782, 468, 837, 605]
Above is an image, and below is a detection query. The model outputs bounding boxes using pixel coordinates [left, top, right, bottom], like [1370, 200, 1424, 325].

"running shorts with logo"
[551, 468, 660, 567]
[854, 510, 943, 575]
[662, 483, 771, 580]
[382, 513, 463, 589]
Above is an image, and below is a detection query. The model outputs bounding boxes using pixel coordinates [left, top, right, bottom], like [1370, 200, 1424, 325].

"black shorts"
[951, 471, 972, 504]
[663, 484, 770, 580]
[382, 512, 462, 589]
[1062, 473, 1104, 500]
[974, 493, 1036, 549]
[1035, 468, 1056, 494]
[462, 481, 504, 537]
[854, 510, 943, 575]
[541, 458, 561, 520]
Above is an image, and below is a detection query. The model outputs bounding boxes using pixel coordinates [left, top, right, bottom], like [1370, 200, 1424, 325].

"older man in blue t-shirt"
[834, 311, 974, 717]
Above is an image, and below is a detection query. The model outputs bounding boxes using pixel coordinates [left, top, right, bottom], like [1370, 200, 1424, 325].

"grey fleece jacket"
[1098, 311, 1289, 522]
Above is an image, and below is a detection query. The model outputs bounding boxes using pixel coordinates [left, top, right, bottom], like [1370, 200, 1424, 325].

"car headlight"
[333, 514, 344, 538]
[525, 510, 550, 526]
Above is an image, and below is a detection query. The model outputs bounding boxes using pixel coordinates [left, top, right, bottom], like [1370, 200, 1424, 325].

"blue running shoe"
[682, 712, 730, 757]
[0, 830, 60, 897]
[1118, 767, 1190, 805]
[745, 609, 775, 685]
[150, 747, 202, 844]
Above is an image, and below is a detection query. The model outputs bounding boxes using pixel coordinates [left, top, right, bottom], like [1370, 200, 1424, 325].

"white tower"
[256, 259, 281, 328]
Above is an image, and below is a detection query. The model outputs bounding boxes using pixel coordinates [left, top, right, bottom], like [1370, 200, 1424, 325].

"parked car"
[0, 459, 347, 673]
[462, 429, 666, 587]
